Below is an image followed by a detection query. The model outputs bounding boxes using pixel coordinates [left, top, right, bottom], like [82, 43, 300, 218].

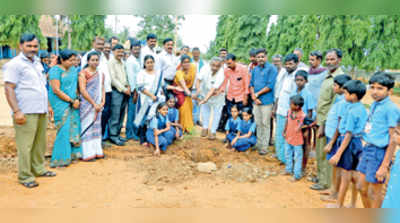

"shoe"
[310, 183, 328, 191]
[110, 138, 125, 146]
[307, 176, 319, 183]
[258, 150, 268, 156]
[201, 129, 208, 137]
[208, 133, 216, 140]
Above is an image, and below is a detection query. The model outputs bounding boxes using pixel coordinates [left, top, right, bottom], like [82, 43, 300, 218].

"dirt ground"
[0, 70, 399, 208]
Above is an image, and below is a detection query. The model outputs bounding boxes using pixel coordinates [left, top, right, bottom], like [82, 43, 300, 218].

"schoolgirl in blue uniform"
[146, 102, 175, 156]
[230, 107, 257, 152]
[166, 95, 183, 140]
[225, 105, 241, 147]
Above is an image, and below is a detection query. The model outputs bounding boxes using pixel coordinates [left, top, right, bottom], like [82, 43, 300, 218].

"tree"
[208, 15, 270, 62]
[63, 15, 106, 51]
[0, 15, 47, 49]
[135, 15, 185, 46]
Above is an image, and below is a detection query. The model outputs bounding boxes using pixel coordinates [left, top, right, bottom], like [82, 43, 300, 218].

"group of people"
[3, 32, 400, 209]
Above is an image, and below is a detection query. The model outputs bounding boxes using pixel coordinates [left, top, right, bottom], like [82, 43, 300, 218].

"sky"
[105, 15, 277, 53]
[105, 15, 219, 52]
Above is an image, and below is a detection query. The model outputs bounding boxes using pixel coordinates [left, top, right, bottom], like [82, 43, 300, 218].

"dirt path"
[0, 126, 363, 208]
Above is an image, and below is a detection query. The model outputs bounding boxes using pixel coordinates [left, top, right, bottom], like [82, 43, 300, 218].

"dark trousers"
[217, 98, 244, 132]
[108, 89, 129, 141]
[101, 92, 112, 139]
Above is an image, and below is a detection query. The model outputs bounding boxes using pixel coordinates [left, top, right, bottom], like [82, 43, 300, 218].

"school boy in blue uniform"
[225, 105, 241, 148]
[327, 80, 368, 208]
[322, 74, 352, 203]
[357, 72, 400, 208]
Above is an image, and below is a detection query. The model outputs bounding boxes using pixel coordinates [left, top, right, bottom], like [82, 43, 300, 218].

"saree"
[49, 65, 82, 167]
[79, 69, 104, 160]
[382, 151, 400, 208]
[173, 64, 196, 133]
[134, 69, 165, 128]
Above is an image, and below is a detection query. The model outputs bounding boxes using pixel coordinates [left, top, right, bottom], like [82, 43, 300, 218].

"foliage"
[207, 15, 270, 62]
[63, 15, 106, 51]
[0, 15, 47, 49]
[135, 15, 185, 46]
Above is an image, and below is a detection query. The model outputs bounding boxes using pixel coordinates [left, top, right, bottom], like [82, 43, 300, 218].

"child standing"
[327, 80, 368, 208]
[357, 73, 400, 208]
[282, 95, 306, 181]
[225, 105, 241, 147]
[166, 96, 183, 140]
[290, 70, 315, 170]
[146, 103, 175, 156]
[230, 107, 257, 152]
[322, 74, 352, 203]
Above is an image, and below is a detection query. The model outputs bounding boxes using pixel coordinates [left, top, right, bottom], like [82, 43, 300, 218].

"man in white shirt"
[273, 54, 302, 164]
[125, 40, 142, 141]
[294, 48, 309, 71]
[192, 47, 206, 126]
[81, 37, 112, 146]
[158, 38, 179, 84]
[140, 33, 158, 68]
[195, 57, 225, 140]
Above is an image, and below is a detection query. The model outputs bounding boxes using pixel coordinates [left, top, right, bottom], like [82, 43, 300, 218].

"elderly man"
[3, 33, 56, 188]
[196, 57, 225, 140]
[293, 48, 309, 71]
[311, 48, 345, 191]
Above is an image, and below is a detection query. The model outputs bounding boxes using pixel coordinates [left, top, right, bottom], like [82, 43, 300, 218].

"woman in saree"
[48, 49, 82, 168]
[173, 54, 197, 134]
[134, 55, 166, 146]
[78, 52, 105, 161]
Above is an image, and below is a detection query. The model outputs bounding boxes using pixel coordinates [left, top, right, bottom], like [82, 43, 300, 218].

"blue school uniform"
[325, 94, 345, 140]
[357, 96, 400, 184]
[329, 102, 367, 170]
[145, 114, 175, 151]
[232, 119, 257, 152]
[290, 87, 316, 117]
[168, 107, 183, 138]
[225, 117, 241, 143]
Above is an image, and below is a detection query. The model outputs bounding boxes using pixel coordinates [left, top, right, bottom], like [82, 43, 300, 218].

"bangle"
[13, 109, 20, 114]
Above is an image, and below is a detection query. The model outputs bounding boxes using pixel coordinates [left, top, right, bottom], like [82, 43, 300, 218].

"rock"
[196, 162, 217, 173]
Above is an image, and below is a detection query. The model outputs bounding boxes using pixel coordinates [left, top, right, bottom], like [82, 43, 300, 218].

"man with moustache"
[310, 48, 344, 191]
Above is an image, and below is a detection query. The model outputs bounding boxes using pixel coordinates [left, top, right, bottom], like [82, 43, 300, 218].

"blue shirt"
[290, 87, 315, 116]
[238, 120, 256, 134]
[363, 96, 400, 147]
[149, 115, 170, 130]
[338, 102, 368, 135]
[225, 117, 241, 132]
[325, 94, 345, 138]
[167, 108, 179, 123]
[250, 63, 277, 105]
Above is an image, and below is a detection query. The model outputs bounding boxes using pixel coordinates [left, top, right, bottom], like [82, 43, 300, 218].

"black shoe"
[110, 138, 125, 146]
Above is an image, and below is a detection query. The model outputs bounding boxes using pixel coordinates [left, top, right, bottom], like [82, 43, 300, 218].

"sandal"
[21, 181, 39, 188]
[39, 171, 57, 177]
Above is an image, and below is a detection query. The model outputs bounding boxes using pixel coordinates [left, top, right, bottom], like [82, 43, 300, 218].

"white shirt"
[125, 55, 141, 91]
[81, 49, 112, 93]
[3, 53, 48, 114]
[140, 45, 159, 69]
[158, 50, 179, 81]
[198, 64, 225, 106]
[276, 68, 300, 116]
[274, 67, 287, 101]
[136, 69, 156, 107]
